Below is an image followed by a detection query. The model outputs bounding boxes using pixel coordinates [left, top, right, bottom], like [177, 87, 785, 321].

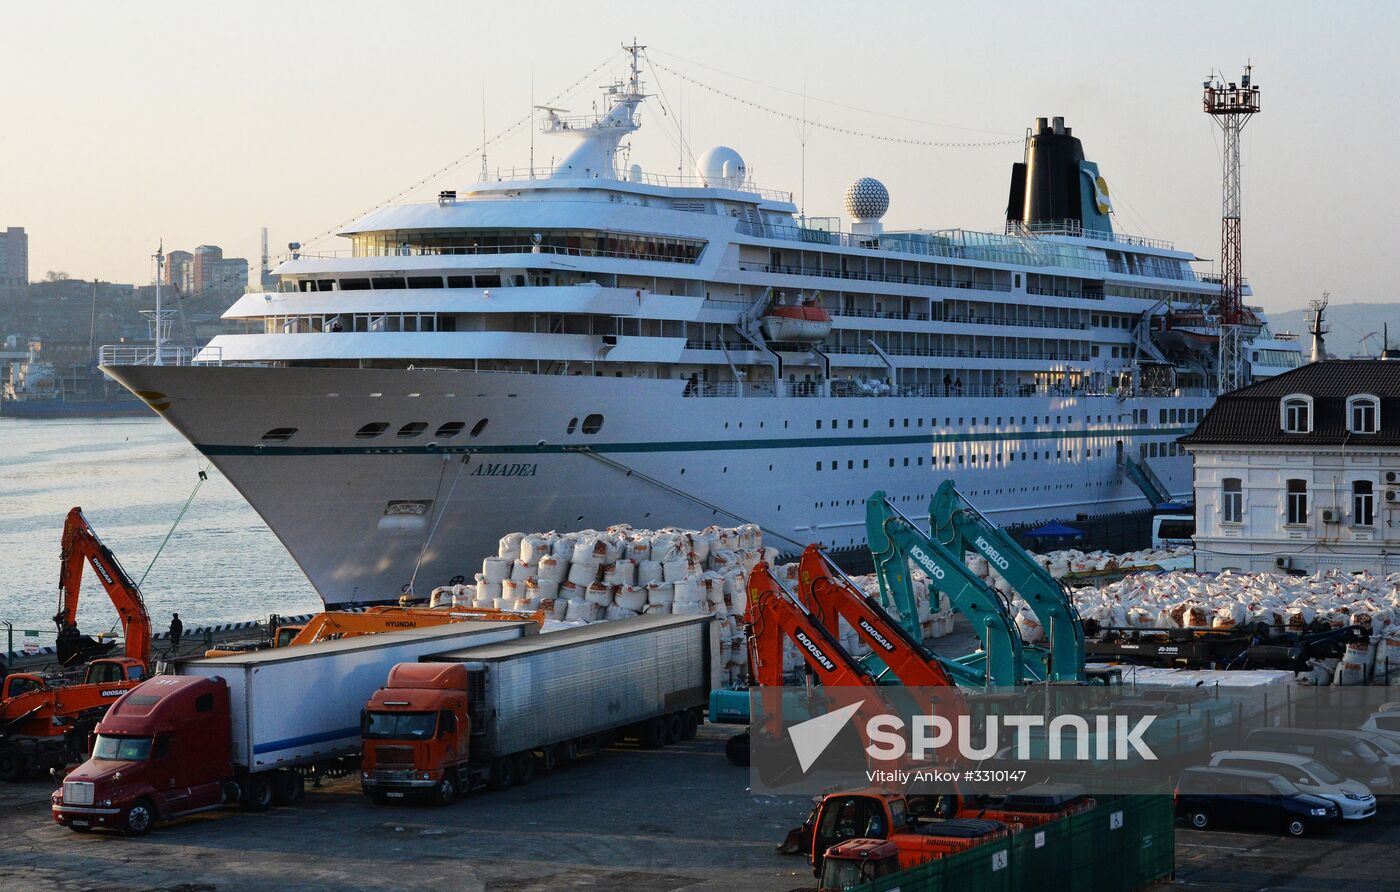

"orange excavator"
[204, 605, 547, 657]
[0, 508, 152, 780]
[796, 545, 965, 694]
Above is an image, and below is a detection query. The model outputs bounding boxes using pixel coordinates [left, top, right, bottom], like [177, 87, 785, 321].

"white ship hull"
[105, 364, 1203, 607]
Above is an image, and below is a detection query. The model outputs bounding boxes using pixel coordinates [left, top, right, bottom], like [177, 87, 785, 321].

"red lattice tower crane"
[1203, 65, 1261, 394]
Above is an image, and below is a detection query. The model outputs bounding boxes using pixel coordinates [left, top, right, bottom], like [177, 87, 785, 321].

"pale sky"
[2, 0, 1395, 319]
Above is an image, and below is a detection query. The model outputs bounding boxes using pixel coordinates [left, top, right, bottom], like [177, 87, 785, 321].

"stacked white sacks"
[1064, 564, 1400, 684]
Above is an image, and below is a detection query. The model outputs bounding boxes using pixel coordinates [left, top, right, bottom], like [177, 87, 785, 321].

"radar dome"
[696, 146, 747, 188]
[844, 177, 890, 222]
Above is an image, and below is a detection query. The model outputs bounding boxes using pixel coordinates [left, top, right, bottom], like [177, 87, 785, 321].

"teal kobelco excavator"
[929, 480, 1086, 682]
[864, 492, 1031, 686]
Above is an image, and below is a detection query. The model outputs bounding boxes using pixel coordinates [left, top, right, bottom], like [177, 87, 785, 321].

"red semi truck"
[51, 622, 530, 834]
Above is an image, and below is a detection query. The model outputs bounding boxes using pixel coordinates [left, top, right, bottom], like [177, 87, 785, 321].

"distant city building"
[0, 227, 28, 285]
[1183, 360, 1400, 575]
[187, 244, 248, 296]
[163, 250, 193, 290]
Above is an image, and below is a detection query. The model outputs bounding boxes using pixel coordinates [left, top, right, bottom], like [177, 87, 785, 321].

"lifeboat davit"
[761, 303, 832, 342]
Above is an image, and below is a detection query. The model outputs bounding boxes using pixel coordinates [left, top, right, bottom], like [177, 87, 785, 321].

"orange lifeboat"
[761, 300, 832, 342]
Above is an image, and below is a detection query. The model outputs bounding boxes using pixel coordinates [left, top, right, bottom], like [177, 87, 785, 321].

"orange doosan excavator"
[0, 508, 152, 781]
[204, 605, 547, 657]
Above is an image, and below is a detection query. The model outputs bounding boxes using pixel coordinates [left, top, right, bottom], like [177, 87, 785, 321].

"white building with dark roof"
[1182, 359, 1400, 575]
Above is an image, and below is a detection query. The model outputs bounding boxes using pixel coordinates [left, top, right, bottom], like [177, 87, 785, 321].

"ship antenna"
[480, 75, 489, 182]
[529, 67, 535, 179]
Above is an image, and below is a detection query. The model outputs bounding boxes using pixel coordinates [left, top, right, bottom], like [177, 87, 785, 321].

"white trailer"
[176, 621, 533, 773]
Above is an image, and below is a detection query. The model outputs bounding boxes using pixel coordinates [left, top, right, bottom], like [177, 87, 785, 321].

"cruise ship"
[102, 46, 1302, 607]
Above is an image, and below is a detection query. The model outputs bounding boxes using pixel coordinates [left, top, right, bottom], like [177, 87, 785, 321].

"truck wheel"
[725, 732, 751, 767]
[557, 740, 578, 764]
[273, 770, 304, 805]
[640, 717, 667, 749]
[242, 775, 274, 811]
[123, 798, 157, 837]
[0, 752, 24, 783]
[488, 757, 515, 791]
[681, 710, 700, 741]
[664, 713, 684, 745]
[432, 775, 458, 806]
[513, 752, 536, 786]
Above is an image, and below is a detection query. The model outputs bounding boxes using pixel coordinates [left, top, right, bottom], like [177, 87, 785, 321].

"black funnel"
[1007, 116, 1088, 228]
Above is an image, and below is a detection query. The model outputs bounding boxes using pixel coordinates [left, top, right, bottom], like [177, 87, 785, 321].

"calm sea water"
[0, 417, 319, 647]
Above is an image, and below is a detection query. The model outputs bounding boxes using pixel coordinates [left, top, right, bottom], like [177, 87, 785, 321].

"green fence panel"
[853, 794, 1174, 892]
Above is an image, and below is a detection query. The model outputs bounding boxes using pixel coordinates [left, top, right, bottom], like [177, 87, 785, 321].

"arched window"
[1280, 395, 1313, 434]
[1347, 394, 1380, 434]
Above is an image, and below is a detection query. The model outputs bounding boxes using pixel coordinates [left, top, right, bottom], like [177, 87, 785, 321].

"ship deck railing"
[1006, 219, 1177, 251]
[284, 242, 701, 265]
[98, 345, 224, 368]
[478, 165, 795, 202]
[737, 222, 1212, 285]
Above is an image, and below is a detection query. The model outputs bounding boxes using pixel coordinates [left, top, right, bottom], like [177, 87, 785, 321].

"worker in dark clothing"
[169, 613, 184, 653]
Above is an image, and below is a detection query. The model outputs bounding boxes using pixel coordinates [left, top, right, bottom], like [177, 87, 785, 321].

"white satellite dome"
[844, 177, 890, 222]
[696, 146, 746, 188]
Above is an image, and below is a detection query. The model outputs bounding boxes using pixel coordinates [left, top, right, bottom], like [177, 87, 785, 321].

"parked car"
[1175, 766, 1340, 837]
[1360, 711, 1400, 745]
[1242, 728, 1395, 791]
[1328, 729, 1400, 775]
[1208, 751, 1376, 820]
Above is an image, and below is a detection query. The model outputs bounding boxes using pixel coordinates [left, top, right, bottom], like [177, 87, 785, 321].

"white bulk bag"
[536, 556, 568, 582]
[528, 577, 560, 602]
[567, 560, 601, 586]
[585, 583, 614, 607]
[482, 557, 512, 583]
[674, 575, 703, 603]
[510, 559, 534, 581]
[615, 585, 648, 612]
[638, 560, 663, 586]
[476, 579, 502, 601]
[498, 532, 525, 561]
[604, 559, 637, 587]
[647, 582, 675, 605]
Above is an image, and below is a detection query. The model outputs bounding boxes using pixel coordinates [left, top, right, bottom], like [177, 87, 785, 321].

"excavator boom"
[56, 507, 151, 668]
[796, 545, 962, 691]
[285, 605, 545, 647]
[865, 492, 1029, 686]
[930, 481, 1085, 681]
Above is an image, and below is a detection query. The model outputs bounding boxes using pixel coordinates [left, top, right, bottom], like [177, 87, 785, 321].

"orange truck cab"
[360, 663, 473, 804]
[1, 673, 46, 701]
[966, 783, 1095, 829]
[818, 838, 902, 891]
[51, 676, 234, 835]
[810, 786, 1091, 876]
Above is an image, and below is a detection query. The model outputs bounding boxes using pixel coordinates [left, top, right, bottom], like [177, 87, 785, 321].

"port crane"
[865, 492, 1030, 686]
[0, 508, 152, 780]
[929, 481, 1085, 682]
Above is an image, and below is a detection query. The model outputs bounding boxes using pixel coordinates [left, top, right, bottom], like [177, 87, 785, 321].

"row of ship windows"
[816, 447, 1111, 471]
[813, 409, 1198, 430]
[812, 479, 1122, 511]
[296, 274, 506, 292]
[260, 415, 607, 443]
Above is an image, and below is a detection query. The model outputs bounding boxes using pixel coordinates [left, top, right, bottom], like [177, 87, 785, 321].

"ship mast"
[1203, 65, 1261, 394]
